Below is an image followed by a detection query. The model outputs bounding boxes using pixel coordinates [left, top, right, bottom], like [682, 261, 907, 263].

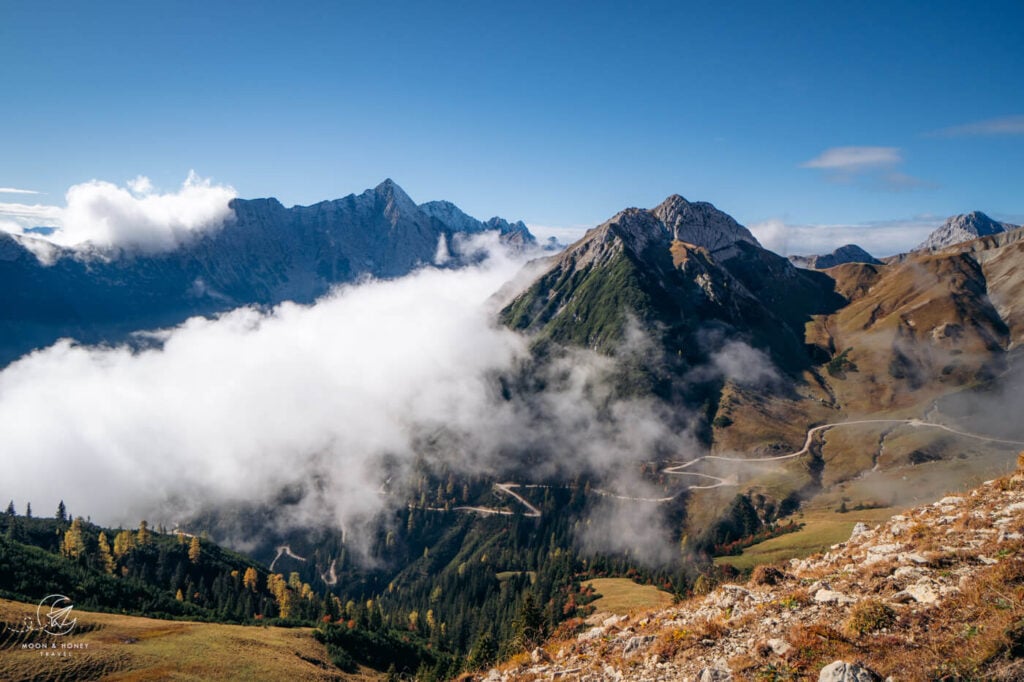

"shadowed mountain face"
[501, 195, 844, 374]
[501, 196, 1024, 456]
[0, 180, 534, 365]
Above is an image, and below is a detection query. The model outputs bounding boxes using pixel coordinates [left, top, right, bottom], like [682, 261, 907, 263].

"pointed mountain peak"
[916, 211, 1009, 251]
[369, 179, 418, 224]
[373, 178, 413, 202]
[651, 194, 760, 252]
[653, 193, 691, 216]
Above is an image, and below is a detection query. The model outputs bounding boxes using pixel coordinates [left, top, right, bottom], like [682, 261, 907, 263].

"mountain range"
[3, 179, 1024, 679]
[0, 179, 535, 365]
[526, 196, 1021, 413]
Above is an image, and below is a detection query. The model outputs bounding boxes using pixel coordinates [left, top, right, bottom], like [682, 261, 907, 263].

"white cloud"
[525, 222, 590, 245]
[749, 216, 943, 258]
[127, 175, 155, 195]
[0, 239, 689, 559]
[933, 115, 1024, 137]
[0, 187, 41, 195]
[0, 247, 528, 534]
[801, 146, 902, 171]
[0, 171, 237, 253]
[0, 200, 63, 227]
[800, 146, 932, 191]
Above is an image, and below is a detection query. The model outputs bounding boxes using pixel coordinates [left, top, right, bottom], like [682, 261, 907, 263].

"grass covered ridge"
[0, 597, 371, 681]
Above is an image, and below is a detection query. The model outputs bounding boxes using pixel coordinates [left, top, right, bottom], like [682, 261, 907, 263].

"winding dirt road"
[449, 418, 1024, 513]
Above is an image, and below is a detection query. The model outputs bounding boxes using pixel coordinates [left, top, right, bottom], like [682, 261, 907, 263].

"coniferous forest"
[0, 477, 787, 679]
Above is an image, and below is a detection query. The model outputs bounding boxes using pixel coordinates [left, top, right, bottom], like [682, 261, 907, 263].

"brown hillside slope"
[483, 455, 1024, 681]
[0, 604, 376, 681]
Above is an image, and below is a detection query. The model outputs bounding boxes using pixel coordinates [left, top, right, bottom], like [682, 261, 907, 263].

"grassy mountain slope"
[0, 598, 362, 682]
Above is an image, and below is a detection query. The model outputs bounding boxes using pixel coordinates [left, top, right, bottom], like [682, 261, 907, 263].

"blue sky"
[1, 1, 1022, 254]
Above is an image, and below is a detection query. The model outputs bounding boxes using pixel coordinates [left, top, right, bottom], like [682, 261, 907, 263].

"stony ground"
[476, 458, 1024, 681]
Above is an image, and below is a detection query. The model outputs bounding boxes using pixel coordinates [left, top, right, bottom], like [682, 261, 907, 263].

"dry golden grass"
[0, 598, 370, 681]
[583, 578, 674, 616]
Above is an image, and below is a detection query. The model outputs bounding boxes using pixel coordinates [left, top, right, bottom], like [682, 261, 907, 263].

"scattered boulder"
[698, 668, 733, 681]
[623, 635, 654, 655]
[905, 583, 939, 604]
[818, 660, 882, 681]
[850, 522, 871, 540]
[814, 588, 857, 604]
[752, 565, 786, 586]
[767, 637, 794, 657]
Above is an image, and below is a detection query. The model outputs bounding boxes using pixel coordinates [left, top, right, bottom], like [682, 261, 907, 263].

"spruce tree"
[137, 520, 152, 546]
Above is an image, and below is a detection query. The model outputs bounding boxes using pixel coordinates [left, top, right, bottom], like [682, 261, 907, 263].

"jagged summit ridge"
[652, 194, 761, 252]
[583, 194, 761, 257]
[0, 179, 536, 365]
[916, 211, 1013, 251]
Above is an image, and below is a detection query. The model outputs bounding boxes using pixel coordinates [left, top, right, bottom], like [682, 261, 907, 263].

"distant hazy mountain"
[789, 244, 881, 270]
[0, 179, 534, 365]
[916, 211, 1015, 251]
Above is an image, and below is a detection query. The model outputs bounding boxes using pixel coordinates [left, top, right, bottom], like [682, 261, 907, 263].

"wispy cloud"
[801, 146, 902, 171]
[0, 187, 41, 195]
[0, 201, 64, 225]
[749, 215, 944, 258]
[801, 146, 931, 191]
[932, 115, 1024, 137]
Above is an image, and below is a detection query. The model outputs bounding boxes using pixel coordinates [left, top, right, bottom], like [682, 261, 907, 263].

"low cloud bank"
[0, 171, 236, 252]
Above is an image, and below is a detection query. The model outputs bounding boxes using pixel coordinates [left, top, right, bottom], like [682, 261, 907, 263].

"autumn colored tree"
[113, 529, 135, 558]
[136, 520, 152, 546]
[97, 531, 115, 574]
[242, 566, 258, 591]
[267, 573, 293, 618]
[188, 536, 201, 564]
[61, 517, 86, 559]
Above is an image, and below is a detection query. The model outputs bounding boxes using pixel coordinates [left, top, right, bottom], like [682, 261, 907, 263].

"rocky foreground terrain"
[479, 455, 1024, 681]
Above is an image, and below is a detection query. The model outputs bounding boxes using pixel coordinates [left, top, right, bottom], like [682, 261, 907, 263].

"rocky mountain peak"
[652, 194, 761, 252]
[371, 178, 419, 226]
[605, 207, 672, 253]
[916, 210, 1010, 251]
